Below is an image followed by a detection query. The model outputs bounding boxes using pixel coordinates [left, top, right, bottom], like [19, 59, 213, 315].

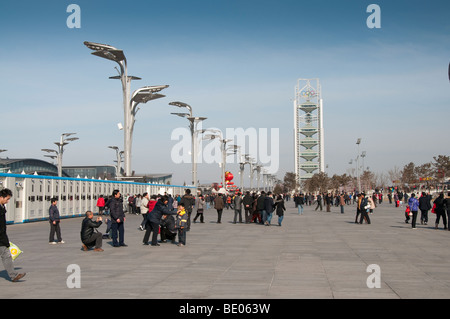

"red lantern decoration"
[225, 171, 234, 181]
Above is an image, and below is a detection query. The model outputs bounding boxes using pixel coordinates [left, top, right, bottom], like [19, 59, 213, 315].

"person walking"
[243, 191, 253, 223]
[419, 192, 431, 225]
[233, 192, 243, 224]
[264, 192, 275, 226]
[96, 195, 105, 215]
[105, 190, 127, 247]
[80, 211, 103, 251]
[214, 193, 225, 223]
[355, 193, 364, 223]
[339, 193, 345, 214]
[0, 188, 26, 282]
[445, 192, 450, 231]
[359, 193, 371, 224]
[433, 193, 447, 230]
[257, 191, 266, 224]
[325, 193, 332, 212]
[315, 193, 323, 211]
[49, 197, 64, 244]
[139, 192, 150, 231]
[408, 193, 420, 229]
[295, 193, 304, 215]
[250, 193, 261, 223]
[193, 195, 205, 223]
[274, 195, 286, 226]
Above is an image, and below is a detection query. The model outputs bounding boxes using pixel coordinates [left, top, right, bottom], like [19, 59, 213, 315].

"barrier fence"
[0, 173, 194, 224]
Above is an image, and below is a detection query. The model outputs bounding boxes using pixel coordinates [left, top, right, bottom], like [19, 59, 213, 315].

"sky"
[0, 0, 449, 186]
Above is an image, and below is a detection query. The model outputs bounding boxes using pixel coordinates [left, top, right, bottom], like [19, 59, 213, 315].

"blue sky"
[1, 0, 449, 186]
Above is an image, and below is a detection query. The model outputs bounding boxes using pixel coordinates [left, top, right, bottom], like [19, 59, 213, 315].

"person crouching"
[80, 211, 103, 252]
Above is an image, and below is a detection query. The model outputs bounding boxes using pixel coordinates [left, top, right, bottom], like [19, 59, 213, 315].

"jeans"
[178, 229, 186, 245]
[261, 210, 267, 223]
[278, 215, 284, 225]
[297, 205, 303, 215]
[266, 212, 273, 224]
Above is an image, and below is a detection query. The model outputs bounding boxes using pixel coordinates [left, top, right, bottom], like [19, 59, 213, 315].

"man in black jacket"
[243, 191, 253, 223]
[419, 192, 432, 225]
[180, 189, 195, 231]
[49, 197, 64, 244]
[80, 211, 103, 251]
[105, 190, 127, 247]
[256, 191, 266, 224]
[0, 188, 26, 282]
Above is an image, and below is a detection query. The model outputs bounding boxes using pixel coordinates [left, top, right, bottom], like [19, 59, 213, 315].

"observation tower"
[293, 78, 325, 184]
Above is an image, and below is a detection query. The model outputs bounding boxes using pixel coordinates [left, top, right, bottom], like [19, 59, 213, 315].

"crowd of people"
[2, 185, 450, 283]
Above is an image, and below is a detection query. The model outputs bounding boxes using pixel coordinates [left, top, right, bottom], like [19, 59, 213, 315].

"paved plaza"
[2, 200, 450, 299]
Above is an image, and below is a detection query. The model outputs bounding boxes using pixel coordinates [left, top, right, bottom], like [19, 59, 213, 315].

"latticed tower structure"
[293, 78, 325, 185]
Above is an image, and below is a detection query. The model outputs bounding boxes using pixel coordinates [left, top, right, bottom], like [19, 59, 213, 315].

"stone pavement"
[2, 200, 450, 299]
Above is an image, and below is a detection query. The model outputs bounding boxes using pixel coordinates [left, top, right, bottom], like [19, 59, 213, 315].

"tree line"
[277, 155, 450, 194]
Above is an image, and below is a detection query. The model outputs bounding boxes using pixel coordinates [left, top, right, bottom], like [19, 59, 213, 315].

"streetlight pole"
[42, 133, 78, 177]
[108, 146, 124, 178]
[84, 41, 168, 177]
[204, 132, 232, 192]
[356, 138, 362, 193]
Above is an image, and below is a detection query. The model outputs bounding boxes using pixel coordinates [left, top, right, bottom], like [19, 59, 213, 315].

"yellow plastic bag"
[9, 242, 23, 261]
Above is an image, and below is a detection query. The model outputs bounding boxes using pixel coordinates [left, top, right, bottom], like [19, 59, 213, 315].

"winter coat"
[419, 195, 431, 211]
[408, 197, 419, 212]
[264, 196, 275, 213]
[176, 209, 188, 229]
[234, 195, 243, 210]
[433, 195, 445, 213]
[106, 197, 125, 224]
[214, 196, 224, 210]
[148, 199, 174, 223]
[49, 205, 60, 222]
[275, 199, 286, 216]
[180, 194, 195, 212]
[80, 217, 102, 243]
[0, 204, 10, 247]
[243, 194, 253, 210]
[96, 197, 105, 208]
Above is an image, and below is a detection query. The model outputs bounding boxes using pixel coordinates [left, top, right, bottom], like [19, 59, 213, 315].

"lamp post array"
[83, 41, 276, 189]
[169, 101, 207, 195]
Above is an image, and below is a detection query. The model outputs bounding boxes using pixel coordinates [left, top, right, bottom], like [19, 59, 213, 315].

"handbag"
[431, 203, 436, 214]
[9, 242, 23, 261]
